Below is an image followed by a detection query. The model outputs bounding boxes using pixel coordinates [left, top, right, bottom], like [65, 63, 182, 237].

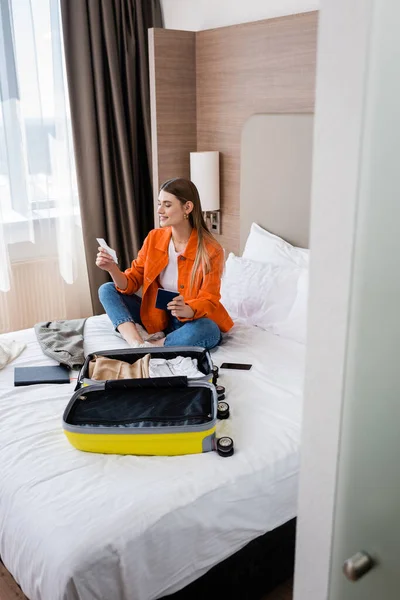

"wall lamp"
[190, 151, 220, 235]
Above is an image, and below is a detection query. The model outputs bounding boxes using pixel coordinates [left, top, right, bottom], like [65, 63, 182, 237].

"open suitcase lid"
[63, 378, 217, 434]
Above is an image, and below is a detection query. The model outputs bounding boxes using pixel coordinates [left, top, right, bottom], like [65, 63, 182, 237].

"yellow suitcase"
[63, 376, 218, 456]
[63, 347, 234, 457]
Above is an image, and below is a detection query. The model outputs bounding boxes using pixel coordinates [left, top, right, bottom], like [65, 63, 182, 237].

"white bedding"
[0, 315, 305, 600]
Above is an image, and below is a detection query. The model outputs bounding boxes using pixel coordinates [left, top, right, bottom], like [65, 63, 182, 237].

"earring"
[184, 213, 188, 219]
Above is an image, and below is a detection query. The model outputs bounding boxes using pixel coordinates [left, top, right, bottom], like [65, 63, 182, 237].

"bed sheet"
[0, 315, 305, 600]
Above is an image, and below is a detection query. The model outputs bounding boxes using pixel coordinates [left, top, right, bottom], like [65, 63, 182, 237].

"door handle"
[343, 552, 375, 581]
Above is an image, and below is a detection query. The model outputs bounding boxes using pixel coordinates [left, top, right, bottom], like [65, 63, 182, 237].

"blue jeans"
[98, 282, 221, 350]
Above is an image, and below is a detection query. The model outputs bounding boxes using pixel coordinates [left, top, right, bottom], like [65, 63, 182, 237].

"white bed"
[0, 314, 305, 600]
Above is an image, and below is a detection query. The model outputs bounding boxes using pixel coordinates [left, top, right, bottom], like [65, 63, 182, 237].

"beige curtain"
[0, 0, 92, 333]
[60, 0, 163, 314]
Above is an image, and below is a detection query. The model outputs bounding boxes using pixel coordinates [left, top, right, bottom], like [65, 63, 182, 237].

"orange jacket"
[116, 227, 234, 334]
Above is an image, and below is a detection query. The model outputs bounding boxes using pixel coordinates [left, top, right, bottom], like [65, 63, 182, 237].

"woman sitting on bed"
[97, 178, 233, 349]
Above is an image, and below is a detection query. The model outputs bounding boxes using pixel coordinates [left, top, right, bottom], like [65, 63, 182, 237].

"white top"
[159, 237, 179, 292]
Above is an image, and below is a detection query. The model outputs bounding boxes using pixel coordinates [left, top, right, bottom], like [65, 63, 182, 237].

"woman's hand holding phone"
[167, 295, 195, 319]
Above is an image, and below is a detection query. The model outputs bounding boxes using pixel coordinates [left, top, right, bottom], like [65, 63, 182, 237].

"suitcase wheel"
[217, 400, 230, 420]
[212, 365, 219, 385]
[216, 384, 225, 397]
[216, 436, 234, 457]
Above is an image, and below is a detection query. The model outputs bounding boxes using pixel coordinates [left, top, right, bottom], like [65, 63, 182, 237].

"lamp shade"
[190, 151, 220, 211]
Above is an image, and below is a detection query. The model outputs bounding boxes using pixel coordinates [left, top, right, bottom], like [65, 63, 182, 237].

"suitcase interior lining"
[66, 386, 214, 428]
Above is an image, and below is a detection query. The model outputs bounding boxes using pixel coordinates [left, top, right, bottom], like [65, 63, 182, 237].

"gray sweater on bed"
[34, 318, 87, 369]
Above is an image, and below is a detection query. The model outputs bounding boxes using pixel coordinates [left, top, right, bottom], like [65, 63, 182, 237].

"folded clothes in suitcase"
[76, 346, 214, 387]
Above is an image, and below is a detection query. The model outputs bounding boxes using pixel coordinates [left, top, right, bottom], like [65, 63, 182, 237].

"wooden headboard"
[149, 11, 318, 254]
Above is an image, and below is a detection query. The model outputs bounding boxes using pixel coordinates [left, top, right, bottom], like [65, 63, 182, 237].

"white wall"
[294, 0, 374, 599]
[160, 0, 319, 31]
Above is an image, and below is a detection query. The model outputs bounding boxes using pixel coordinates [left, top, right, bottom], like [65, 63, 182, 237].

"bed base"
[163, 518, 296, 600]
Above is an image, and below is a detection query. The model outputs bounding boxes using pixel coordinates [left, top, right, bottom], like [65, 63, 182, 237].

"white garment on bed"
[159, 238, 179, 292]
[0, 339, 26, 369]
[149, 356, 204, 379]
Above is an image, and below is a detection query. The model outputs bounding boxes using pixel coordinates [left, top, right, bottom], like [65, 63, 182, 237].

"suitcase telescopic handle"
[104, 376, 189, 390]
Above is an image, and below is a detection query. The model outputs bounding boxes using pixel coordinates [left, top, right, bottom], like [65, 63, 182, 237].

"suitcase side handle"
[104, 376, 189, 390]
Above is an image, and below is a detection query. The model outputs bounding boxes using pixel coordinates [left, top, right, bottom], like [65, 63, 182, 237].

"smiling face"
[157, 190, 192, 227]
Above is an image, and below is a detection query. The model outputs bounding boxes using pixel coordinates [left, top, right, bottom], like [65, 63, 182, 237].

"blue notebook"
[14, 365, 70, 386]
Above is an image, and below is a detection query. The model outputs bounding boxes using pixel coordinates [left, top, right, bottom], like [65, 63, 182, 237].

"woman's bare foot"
[117, 322, 144, 346]
[135, 324, 165, 342]
[147, 338, 165, 347]
[147, 331, 165, 342]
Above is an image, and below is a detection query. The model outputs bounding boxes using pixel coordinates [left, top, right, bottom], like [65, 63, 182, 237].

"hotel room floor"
[0, 562, 293, 600]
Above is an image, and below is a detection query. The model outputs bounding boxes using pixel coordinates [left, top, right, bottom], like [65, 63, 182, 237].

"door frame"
[293, 1, 374, 598]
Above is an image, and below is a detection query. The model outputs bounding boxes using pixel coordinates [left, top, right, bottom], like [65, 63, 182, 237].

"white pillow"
[243, 222, 309, 269]
[221, 254, 301, 331]
[273, 268, 308, 344]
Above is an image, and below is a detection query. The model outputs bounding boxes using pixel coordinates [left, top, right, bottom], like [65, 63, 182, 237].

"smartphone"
[155, 288, 179, 311]
[220, 362, 252, 371]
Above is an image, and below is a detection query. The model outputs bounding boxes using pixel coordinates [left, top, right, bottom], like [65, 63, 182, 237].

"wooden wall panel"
[196, 12, 318, 253]
[149, 12, 318, 252]
[149, 29, 197, 222]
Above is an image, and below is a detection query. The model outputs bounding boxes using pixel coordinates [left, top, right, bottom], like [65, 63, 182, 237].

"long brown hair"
[160, 178, 220, 290]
